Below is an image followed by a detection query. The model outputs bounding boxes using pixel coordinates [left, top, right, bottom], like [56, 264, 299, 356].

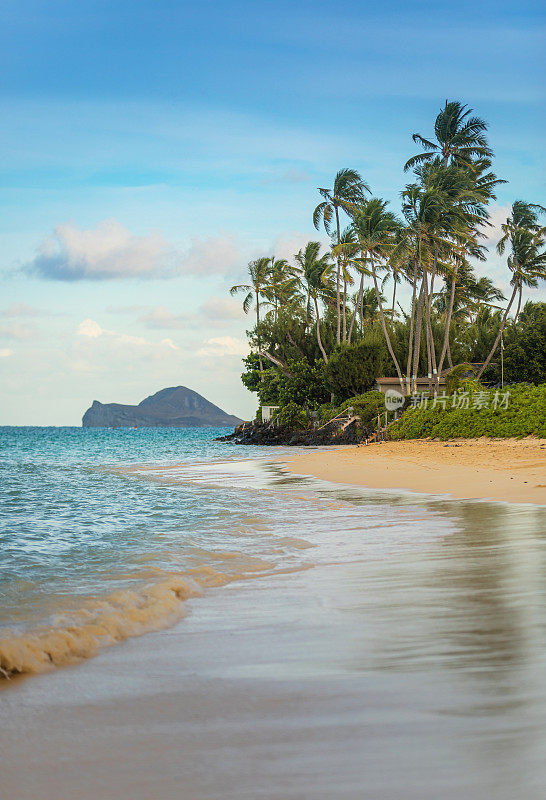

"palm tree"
[230, 256, 271, 380]
[332, 226, 359, 342]
[404, 100, 492, 172]
[295, 242, 332, 364]
[351, 198, 405, 389]
[476, 202, 546, 379]
[262, 258, 300, 322]
[313, 168, 370, 344]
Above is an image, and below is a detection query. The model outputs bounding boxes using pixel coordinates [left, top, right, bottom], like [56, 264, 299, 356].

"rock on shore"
[216, 418, 365, 446]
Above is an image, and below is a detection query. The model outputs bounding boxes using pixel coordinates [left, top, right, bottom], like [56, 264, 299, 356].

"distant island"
[82, 386, 242, 428]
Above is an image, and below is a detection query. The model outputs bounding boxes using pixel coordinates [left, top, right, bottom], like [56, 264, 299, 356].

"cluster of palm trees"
[232, 101, 546, 395]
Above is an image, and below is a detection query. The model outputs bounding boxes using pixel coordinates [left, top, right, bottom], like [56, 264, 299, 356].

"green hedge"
[388, 383, 546, 440]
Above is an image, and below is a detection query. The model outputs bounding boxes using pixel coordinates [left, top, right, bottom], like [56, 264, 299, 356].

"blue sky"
[1, 0, 545, 424]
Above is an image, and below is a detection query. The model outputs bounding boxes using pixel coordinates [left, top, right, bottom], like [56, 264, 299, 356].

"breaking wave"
[0, 554, 276, 679]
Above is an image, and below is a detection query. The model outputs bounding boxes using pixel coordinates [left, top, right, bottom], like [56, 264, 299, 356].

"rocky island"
[82, 386, 242, 428]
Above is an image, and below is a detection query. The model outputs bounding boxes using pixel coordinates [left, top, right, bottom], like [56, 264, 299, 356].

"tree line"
[231, 101, 546, 408]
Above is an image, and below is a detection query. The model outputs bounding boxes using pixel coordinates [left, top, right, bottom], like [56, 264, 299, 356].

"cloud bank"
[23, 219, 241, 281]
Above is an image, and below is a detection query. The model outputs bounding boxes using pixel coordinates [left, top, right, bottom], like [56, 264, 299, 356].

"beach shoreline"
[281, 437, 546, 505]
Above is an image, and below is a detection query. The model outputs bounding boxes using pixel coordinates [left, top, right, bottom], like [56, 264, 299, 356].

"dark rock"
[215, 418, 367, 447]
[82, 386, 242, 428]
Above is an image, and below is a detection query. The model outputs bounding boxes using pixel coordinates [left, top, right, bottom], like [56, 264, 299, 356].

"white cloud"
[484, 204, 511, 245]
[139, 306, 193, 329]
[0, 323, 36, 340]
[77, 318, 179, 351]
[197, 336, 249, 357]
[199, 296, 245, 320]
[272, 230, 323, 261]
[25, 219, 173, 281]
[0, 348, 13, 358]
[23, 220, 242, 281]
[181, 232, 241, 276]
[78, 318, 104, 338]
[3, 303, 45, 318]
[159, 337, 178, 350]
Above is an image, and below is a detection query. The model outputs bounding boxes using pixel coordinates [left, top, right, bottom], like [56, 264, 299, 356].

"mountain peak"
[82, 387, 242, 428]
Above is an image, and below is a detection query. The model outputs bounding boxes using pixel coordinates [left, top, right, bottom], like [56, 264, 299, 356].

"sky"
[1, 0, 545, 425]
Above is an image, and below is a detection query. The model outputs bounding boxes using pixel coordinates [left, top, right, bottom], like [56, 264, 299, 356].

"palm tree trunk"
[348, 272, 364, 343]
[391, 278, 397, 319]
[256, 294, 264, 382]
[426, 250, 439, 391]
[476, 281, 519, 380]
[514, 284, 523, 324]
[437, 266, 458, 378]
[423, 271, 433, 393]
[334, 206, 341, 345]
[314, 296, 329, 364]
[371, 257, 404, 392]
[342, 276, 347, 342]
[412, 274, 426, 393]
[405, 260, 419, 394]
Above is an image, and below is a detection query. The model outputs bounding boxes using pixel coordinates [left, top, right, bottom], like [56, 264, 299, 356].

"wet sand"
[2, 487, 546, 800]
[283, 438, 546, 504]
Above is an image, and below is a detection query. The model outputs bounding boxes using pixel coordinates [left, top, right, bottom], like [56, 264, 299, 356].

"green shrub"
[316, 402, 337, 424]
[324, 337, 384, 399]
[339, 391, 386, 428]
[389, 383, 546, 440]
[276, 402, 308, 430]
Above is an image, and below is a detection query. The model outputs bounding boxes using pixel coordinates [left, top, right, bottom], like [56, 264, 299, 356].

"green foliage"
[252, 358, 329, 408]
[276, 402, 308, 430]
[339, 391, 386, 427]
[240, 354, 279, 405]
[389, 383, 546, 440]
[324, 338, 384, 399]
[445, 363, 477, 394]
[277, 360, 329, 407]
[314, 403, 335, 424]
[502, 302, 546, 385]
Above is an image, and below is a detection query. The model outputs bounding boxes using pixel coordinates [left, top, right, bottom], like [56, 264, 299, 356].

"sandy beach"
[3, 453, 546, 799]
[4, 488, 546, 800]
[283, 438, 546, 505]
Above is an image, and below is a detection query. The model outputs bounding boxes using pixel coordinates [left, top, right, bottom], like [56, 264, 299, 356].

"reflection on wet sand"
[2, 463, 546, 800]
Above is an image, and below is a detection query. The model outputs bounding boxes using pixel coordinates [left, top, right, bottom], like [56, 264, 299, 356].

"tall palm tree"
[404, 100, 492, 172]
[476, 202, 546, 379]
[352, 198, 405, 389]
[332, 226, 359, 342]
[295, 242, 332, 364]
[313, 168, 370, 344]
[230, 256, 271, 380]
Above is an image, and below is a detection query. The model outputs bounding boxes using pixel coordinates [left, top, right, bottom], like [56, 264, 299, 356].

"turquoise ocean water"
[0, 426, 307, 674]
[1, 426, 545, 687]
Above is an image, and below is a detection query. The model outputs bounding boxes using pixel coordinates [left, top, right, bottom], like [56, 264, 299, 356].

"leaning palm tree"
[313, 169, 370, 344]
[404, 100, 492, 172]
[295, 242, 332, 364]
[230, 256, 271, 380]
[476, 202, 546, 379]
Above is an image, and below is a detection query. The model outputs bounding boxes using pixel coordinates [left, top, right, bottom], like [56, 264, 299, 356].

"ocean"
[2, 426, 546, 797]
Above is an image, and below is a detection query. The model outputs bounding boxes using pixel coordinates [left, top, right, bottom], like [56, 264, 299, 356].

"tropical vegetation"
[231, 100, 546, 425]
